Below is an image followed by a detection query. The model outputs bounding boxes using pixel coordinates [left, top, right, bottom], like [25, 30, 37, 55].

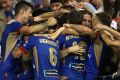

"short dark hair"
[95, 12, 112, 26]
[81, 10, 92, 18]
[15, 1, 33, 16]
[51, 0, 61, 3]
[67, 11, 82, 24]
[60, 5, 75, 12]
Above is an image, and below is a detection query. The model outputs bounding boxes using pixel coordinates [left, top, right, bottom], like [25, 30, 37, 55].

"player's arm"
[94, 24, 120, 40]
[62, 28, 80, 36]
[19, 17, 57, 34]
[101, 30, 120, 47]
[12, 36, 33, 59]
[60, 45, 85, 59]
[34, 11, 65, 22]
[12, 47, 27, 59]
[49, 27, 65, 40]
[64, 24, 96, 38]
[39, 11, 63, 18]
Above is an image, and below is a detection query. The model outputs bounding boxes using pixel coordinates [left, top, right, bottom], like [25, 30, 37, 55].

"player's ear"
[19, 9, 26, 15]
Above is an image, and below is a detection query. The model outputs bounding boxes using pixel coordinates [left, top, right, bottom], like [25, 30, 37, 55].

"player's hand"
[75, 2, 85, 11]
[47, 17, 57, 26]
[74, 46, 85, 55]
[68, 45, 81, 53]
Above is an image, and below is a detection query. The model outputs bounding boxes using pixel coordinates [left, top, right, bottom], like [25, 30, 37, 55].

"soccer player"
[12, 27, 65, 80]
[1, 1, 57, 61]
[60, 11, 90, 80]
[82, 10, 92, 28]
[0, 1, 57, 80]
[65, 12, 119, 80]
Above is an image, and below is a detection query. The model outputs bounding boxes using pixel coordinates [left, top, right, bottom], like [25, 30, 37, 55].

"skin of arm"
[94, 24, 120, 40]
[62, 28, 80, 36]
[48, 27, 66, 40]
[19, 17, 57, 34]
[34, 11, 66, 22]
[101, 30, 120, 47]
[64, 24, 96, 38]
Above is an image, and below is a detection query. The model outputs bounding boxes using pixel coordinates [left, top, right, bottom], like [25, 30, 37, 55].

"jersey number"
[49, 48, 57, 66]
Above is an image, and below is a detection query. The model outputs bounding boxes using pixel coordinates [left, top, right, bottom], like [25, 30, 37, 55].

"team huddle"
[0, 0, 120, 80]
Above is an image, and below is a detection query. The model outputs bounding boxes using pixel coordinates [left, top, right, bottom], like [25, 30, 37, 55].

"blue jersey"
[0, 20, 24, 80]
[85, 35, 113, 80]
[0, 35, 23, 80]
[18, 60, 35, 80]
[20, 35, 61, 80]
[85, 41, 98, 80]
[1, 20, 23, 61]
[56, 34, 66, 50]
[61, 34, 89, 79]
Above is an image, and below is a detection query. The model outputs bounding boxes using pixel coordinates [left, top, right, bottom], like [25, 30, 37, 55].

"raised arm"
[19, 17, 57, 34]
[101, 30, 120, 47]
[34, 11, 66, 22]
[94, 24, 120, 40]
[48, 27, 66, 40]
[62, 28, 80, 36]
[64, 24, 96, 38]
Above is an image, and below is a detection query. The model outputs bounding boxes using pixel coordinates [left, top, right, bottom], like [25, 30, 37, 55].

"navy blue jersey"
[20, 35, 61, 80]
[85, 42, 98, 80]
[0, 20, 24, 80]
[85, 35, 118, 80]
[61, 34, 89, 79]
[1, 20, 23, 61]
[56, 34, 66, 50]
[18, 60, 35, 80]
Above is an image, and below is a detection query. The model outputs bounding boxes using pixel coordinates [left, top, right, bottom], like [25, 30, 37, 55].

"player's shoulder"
[34, 34, 44, 37]
[7, 20, 22, 29]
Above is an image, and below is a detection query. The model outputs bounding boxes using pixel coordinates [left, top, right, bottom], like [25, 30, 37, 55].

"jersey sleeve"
[19, 35, 35, 53]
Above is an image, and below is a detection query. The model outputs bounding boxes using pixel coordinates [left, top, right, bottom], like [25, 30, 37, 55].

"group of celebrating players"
[0, 0, 120, 80]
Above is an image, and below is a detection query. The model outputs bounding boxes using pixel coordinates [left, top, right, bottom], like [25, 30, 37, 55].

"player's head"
[0, 0, 15, 10]
[15, 1, 33, 24]
[59, 5, 75, 13]
[92, 12, 112, 28]
[82, 10, 92, 28]
[64, 0, 78, 7]
[50, 0, 62, 11]
[67, 11, 82, 24]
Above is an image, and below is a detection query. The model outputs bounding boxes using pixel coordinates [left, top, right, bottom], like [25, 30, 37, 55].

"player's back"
[24, 35, 61, 80]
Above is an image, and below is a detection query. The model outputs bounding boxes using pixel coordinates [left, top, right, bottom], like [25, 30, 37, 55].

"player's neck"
[15, 15, 24, 24]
